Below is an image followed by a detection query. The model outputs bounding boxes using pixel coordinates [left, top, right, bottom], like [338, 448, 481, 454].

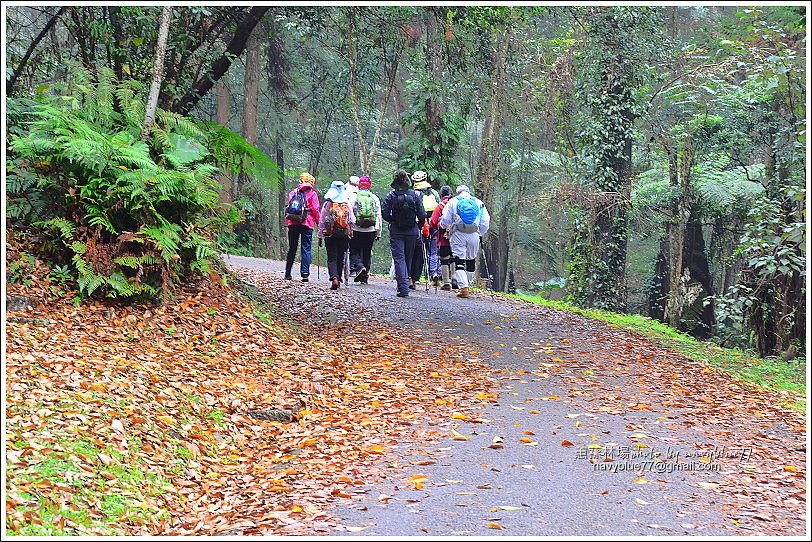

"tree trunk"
[175, 6, 269, 115]
[140, 6, 172, 141]
[588, 68, 634, 310]
[424, 8, 443, 168]
[346, 8, 367, 173]
[392, 76, 407, 156]
[215, 80, 233, 204]
[242, 30, 260, 145]
[276, 141, 287, 259]
[651, 136, 715, 338]
[8, 6, 66, 95]
[107, 6, 125, 80]
[477, 28, 510, 291]
[365, 44, 402, 176]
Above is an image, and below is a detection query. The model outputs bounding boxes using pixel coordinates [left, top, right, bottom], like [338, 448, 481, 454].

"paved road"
[222, 255, 776, 537]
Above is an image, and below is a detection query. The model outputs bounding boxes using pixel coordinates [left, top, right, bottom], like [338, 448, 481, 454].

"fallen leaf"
[156, 415, 176, 426]
[486, 521, 504, 530]
[451, 428, 472, 441]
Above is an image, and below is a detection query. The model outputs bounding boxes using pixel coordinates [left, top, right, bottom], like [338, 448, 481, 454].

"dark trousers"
[410, 234, 430, 282]
[325, 235, 350, 281]
[349, 231, 376, 274]
[285, 224, 313, 277]
[390, 233, 416, 295]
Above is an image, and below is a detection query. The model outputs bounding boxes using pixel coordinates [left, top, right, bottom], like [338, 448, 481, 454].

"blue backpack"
[456, 197, 481, 233]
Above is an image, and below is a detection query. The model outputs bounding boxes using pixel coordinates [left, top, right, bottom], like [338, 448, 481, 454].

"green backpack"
[354, 191, 376, 227]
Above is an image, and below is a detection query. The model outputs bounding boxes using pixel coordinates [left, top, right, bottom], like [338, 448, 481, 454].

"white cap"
[456, 185, 470, 195]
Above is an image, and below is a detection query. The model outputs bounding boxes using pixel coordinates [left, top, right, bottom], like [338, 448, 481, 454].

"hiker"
[439, 185, 490, 298]
[318, 180, 356, 290]
[381, 169, 426, 298]
[411, 170, 442, 287]
[284, 172, 321, 282]
[345, 175, 360, 198]
[429, 185, 455, 291]
[348, 175, 382, 284]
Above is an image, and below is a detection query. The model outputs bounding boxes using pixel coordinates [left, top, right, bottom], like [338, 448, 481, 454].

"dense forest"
[5, 5, 807, 359]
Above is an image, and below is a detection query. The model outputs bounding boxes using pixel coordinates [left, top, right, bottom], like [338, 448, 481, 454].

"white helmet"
[411, 170, 427, 182]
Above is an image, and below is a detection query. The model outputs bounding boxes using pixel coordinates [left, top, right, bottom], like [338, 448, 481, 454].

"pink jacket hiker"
[285, 183, 321, 230]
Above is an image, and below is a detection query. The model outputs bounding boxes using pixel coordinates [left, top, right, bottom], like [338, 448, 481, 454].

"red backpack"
[324, 202, 350, 237]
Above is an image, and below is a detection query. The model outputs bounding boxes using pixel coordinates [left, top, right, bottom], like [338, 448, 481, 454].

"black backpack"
[390, 191, 418, 229]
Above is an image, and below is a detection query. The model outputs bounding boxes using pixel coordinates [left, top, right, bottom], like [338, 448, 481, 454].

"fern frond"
[33, 217, 77, 240]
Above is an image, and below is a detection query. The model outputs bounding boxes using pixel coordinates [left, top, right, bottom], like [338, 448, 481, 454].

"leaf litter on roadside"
[5, 267, 497, 535]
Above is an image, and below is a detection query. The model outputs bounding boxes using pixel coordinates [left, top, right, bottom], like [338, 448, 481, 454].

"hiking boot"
[431, 275, 441, 287]
[456, 287, 470, 298]
[409, 279, 416, 290]
[284, 273, 293, 280]
[354, 268, 368, 283]
[451, 279, 459, 290]
[440, 283, 451, 291]
[301, 276, 309, 282]
[330, 278, 340, 290]
[396, 291, 409, 298]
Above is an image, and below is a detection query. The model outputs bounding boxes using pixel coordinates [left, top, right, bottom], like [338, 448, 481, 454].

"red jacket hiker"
[430, 195, 451, 248]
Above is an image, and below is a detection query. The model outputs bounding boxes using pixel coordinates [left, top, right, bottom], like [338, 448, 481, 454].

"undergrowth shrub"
[7, 67, 233, 302]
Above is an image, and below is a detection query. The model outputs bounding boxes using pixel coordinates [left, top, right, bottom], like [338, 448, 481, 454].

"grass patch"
[209, 409, 225, 426]
[504, 292, 806, 412]
[6, 436, 171, 536]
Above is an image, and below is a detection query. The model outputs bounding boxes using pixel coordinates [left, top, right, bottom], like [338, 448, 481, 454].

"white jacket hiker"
[439, 185, 490, 297]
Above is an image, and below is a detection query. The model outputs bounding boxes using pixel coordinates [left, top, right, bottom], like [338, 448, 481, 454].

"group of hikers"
[283, 169, 490, 299]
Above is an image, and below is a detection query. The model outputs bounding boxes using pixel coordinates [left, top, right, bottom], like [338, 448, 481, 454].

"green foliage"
[712, 183, 805, 357]
[7, 68, 228, 302]
[8, 253, 37, 287]
[399, 78, 466, 188]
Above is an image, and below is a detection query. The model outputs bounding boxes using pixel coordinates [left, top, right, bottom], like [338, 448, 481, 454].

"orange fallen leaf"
[155, 415, 176, 426]
[487, 521, 504, 530]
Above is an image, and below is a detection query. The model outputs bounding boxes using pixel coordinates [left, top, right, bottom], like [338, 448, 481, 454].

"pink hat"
[358, 176, 372, 189]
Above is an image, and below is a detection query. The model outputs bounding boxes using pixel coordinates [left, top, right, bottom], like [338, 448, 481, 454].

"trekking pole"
[434, 240, 439, 294]
[344, 250, 350, 286]
[421, 234, 430, 292]
[480, 237, 491, 292]
[316, 239, 321, 280]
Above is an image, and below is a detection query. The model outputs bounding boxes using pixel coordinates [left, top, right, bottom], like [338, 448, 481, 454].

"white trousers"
[449, 231, 479, 288]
